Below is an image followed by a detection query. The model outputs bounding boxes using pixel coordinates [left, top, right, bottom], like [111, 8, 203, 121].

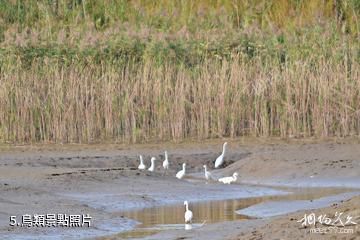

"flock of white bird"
[136, 142, 239, 224]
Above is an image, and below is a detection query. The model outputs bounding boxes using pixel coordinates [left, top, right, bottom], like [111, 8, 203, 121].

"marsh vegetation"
[0, 0, 359, 143]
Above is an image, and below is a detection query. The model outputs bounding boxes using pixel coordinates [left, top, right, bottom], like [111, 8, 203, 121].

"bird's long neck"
[165, 152, 168, 160]
[140, 158, 144, 164]
[204, 166, 207, 172]
[185, 203, 189, 211]
[222, 144, 226, 155]
[233, 175, 237, 181]
[150, 160, 154, 168]
[183, 165, 186, 172]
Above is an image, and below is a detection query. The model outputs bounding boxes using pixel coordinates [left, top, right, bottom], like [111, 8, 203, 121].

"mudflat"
[0, 139, 359, 239]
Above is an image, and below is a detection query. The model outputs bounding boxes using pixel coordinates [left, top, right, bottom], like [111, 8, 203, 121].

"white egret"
[184, 201, 193, 223]
[138, 155, 146, 170]
[148, 157, 156, 172]
[214, 142, 228, 168]
[203, 164, 212, 182]
[218, 172, 238, 184]
[162, 151, 169, 170]
[176, 163, 186, 179]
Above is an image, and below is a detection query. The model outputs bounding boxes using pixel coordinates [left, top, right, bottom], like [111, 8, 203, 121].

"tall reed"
[0, 0, 359, 143]
[0, 41, 358, 143]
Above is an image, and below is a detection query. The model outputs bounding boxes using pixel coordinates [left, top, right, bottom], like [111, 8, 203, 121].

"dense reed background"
[0, 0, 359, 143]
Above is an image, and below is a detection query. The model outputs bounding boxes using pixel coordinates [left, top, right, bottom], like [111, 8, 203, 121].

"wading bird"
[176, 163, 186, 179]
[203, 164, 212, 182]
[162, 151, 169, 170]
[148, 157, 156, 172]
[184, 201, 193, 223]
[138, 155, 146, 170]
[218, 172, 238, 184]
[214, 142, 228, 168]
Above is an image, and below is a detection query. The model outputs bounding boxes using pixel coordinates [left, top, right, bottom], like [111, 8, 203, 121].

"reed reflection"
[116, 187, 350, 239]
[121, 187, 349, 227]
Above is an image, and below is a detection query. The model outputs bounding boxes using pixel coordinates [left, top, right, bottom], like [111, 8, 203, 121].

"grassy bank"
[0, 1, 359, 143]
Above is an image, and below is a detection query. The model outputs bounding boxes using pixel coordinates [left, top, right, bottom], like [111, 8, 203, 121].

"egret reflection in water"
[185, 223, 192, 230]
[116, 187, 350, 239]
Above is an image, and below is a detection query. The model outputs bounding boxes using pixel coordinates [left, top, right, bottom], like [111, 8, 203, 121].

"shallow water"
[112, 186, 353, 239]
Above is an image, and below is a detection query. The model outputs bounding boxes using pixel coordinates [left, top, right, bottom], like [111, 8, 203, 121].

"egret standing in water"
[176, 163, 186, 179]
[138, 155, 146, 170]
[148, 157, 156, 172]
[162, 151, 169, 170]
[184, 201, 193, 223]
[203, 164, 212, 183]
[218, 172, 238, 184]
[214, 142, 228, 168]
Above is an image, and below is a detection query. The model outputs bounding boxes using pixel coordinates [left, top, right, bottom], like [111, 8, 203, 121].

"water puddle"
[110, 186, 354, 239]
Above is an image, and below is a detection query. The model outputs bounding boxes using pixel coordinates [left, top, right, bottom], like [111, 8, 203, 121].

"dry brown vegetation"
[0, 1, 359, 143]
[1, 50, 359, 143]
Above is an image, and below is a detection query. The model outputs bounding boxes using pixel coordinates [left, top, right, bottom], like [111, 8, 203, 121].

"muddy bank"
[0, 139, 359, 239]
[237, 191, 360, 218]
[232, 195, 360, 240]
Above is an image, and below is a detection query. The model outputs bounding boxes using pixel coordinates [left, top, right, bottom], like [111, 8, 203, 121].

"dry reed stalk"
[0, 52, 359, 143]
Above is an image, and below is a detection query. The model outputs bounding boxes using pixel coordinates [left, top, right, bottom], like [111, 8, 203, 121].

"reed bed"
[0, 42, 359, 143]
[0, 0, 359, 143]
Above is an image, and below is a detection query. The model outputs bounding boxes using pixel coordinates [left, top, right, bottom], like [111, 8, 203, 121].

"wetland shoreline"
[0, 139, 359, 239]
